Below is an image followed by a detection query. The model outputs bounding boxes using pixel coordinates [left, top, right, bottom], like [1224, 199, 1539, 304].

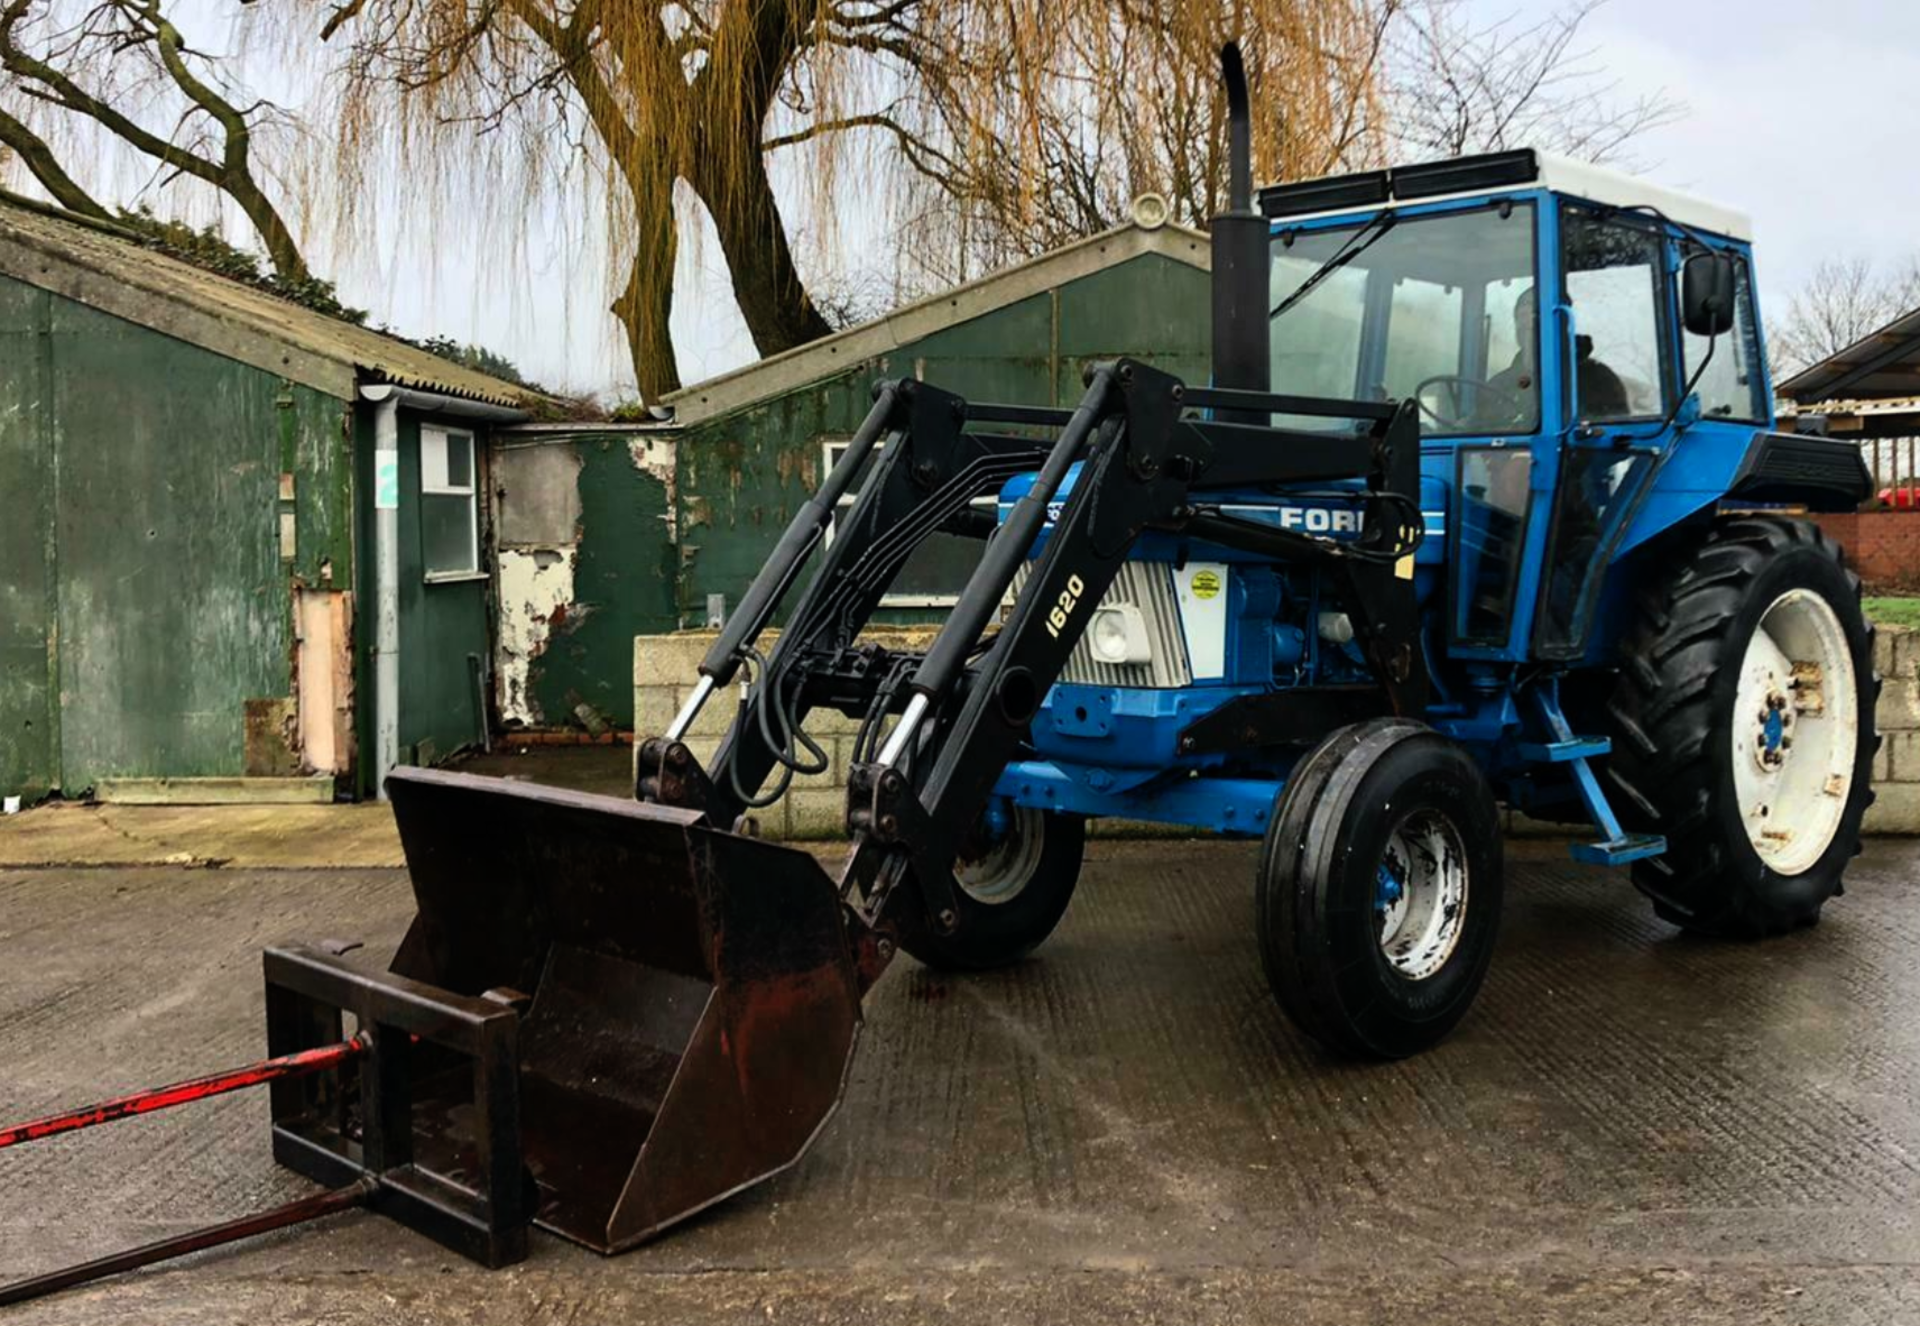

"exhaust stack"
[1211, 43, 1270, 402]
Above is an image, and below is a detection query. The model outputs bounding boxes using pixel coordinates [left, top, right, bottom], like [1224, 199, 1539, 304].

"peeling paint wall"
[628, 435, 677, 542]
[496, 545, 577, 726]
[490, 431, 678, 729]
[0, 272, 356, 796]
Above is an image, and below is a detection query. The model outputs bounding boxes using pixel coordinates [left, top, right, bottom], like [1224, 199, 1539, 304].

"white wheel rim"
[955, 807, 1044, 906]
[1376, 810, 1469, 980]
[1729, 588, 1859, 876]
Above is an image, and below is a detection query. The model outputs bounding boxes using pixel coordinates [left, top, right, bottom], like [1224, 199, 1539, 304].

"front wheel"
[1258, 719, 1504, 1060]
[895, 805, 1086, 971]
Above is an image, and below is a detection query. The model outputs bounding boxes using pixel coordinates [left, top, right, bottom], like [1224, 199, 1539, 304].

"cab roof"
[1258, 148, 1753, 244]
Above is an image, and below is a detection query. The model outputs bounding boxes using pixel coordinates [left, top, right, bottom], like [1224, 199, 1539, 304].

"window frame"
[420, 425, 483, 582]
[1448, 445, 1537, 648]
[820, 437, 993, 610]
[1268, 198, 1543, 438]
[1557, 203, 1677, 428]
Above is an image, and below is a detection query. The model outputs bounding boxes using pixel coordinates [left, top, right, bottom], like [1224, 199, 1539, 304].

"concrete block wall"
[1868, 624, 1920, 833]
[637, 625, 1920, 839]
[635, 628, 936, 839]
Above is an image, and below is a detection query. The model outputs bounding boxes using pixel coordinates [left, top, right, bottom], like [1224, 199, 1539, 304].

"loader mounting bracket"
[847, 759, 961, 933]
[634, 736, 717, 813]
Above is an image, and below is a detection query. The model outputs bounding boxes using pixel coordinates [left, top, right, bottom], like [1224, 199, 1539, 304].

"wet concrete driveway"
[3, 838, 1919, 1322]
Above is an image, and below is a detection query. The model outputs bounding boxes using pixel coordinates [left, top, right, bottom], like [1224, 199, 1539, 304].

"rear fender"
[1620, 424, 1866, 556]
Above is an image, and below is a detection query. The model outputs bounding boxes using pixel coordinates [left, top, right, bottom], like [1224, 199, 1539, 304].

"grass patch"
[1865, 597, 1920, 629]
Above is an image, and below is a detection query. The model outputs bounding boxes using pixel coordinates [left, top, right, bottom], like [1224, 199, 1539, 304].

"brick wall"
[636, 627, 1920, 839]
[1816, 512, 1920, 592]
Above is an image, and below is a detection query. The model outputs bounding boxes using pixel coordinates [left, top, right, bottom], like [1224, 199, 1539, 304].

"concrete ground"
[4, 821, 1920, 1322]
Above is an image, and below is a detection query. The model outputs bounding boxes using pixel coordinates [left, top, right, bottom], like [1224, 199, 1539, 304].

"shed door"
[395, 419, 491, 765]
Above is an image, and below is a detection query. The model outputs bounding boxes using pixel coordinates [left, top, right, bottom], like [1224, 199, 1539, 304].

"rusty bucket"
[383, 767, 862, 1251]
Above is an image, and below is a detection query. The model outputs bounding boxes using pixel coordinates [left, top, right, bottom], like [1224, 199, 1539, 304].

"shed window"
[421, 427, 479, 578]
[822, 438, 992, 609]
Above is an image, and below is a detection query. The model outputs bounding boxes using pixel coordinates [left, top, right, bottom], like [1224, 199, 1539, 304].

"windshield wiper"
[1268, 210, 1398, 321]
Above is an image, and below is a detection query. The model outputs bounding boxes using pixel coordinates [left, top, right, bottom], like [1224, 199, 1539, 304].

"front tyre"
[895, 806, 1086, 971]
[1606, 516, 1877, 937]
[1258, 719, 1504, 1060]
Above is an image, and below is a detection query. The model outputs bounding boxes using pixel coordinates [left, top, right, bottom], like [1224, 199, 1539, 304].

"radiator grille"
[1010, 561, 1192, 688]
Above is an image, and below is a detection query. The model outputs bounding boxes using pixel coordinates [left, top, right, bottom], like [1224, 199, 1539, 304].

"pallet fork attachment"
[0, 945, 528, 1307]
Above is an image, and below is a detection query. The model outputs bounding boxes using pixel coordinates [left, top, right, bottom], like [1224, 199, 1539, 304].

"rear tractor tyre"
[896, 806, 1086, 971]
[1606, 516, 1877, 937]
[1258, 719, 1504, 1060]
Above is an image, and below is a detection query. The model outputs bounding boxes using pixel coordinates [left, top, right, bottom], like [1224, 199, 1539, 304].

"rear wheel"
[1258, 719, 1504, 1059]
[1606, 516, 1877, 936]
[896, 805, 1086, 971]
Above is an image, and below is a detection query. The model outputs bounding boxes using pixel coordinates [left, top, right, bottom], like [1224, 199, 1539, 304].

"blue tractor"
[377, 47, 1875, 1250]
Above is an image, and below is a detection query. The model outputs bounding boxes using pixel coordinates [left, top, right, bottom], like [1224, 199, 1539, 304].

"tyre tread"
[1606, 515, 1876, 937]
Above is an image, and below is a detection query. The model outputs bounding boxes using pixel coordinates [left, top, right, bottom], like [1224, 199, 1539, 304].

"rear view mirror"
[1682, 251, 1737, 337]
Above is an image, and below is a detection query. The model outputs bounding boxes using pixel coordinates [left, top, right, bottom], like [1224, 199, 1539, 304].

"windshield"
[1269, 203, 1539, 436]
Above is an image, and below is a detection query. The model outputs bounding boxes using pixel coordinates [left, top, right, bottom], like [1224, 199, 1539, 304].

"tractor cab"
[1257, 151, 1771, 668]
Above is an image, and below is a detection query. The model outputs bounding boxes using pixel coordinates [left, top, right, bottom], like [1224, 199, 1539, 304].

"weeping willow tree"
[284, 0, 1394, 400]
[876, 2, 1396, 289]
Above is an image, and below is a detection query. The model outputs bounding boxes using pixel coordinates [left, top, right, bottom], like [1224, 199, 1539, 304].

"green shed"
[0, 192, 541, 803]
[491, 214, 1213, 731]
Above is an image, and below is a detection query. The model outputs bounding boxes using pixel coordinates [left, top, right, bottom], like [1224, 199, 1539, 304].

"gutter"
[360, 382, 532, 424]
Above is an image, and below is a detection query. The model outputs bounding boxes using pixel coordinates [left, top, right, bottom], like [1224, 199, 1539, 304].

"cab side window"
[1561, 208, 1672, 422]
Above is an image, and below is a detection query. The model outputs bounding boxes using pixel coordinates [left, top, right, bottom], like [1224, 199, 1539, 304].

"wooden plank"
[93, 777, 336, 806]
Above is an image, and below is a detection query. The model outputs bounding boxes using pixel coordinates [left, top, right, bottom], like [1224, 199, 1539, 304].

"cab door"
[1531, 204, 1672, 660]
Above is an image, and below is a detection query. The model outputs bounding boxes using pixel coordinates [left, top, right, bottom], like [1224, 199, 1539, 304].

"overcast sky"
[93, 0, 1920, 398]
[1559, 0, 1920, 301]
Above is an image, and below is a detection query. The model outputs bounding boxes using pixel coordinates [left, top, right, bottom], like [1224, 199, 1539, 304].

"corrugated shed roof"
[1778, 305, 1920, 406]
[0, 192, 540, 408]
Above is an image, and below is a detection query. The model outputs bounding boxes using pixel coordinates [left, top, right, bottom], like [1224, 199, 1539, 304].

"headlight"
[1088, 603, 1152, 665]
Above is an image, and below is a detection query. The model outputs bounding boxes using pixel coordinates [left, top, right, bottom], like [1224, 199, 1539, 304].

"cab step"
[1570, 833, 1667, 866]
[1524, 681, 1667, 871]
[1518, 736, 1611, 763]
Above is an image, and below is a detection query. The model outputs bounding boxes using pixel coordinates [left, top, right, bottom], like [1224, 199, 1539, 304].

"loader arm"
[636, 378, 1068, 827]
[832, 359, 1427, 940]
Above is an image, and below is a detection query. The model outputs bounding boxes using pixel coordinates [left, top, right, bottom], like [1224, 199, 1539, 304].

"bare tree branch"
[0, 0, 311, 278]
[0, 101, 110, 214]
[1770, 256, 1920, 382]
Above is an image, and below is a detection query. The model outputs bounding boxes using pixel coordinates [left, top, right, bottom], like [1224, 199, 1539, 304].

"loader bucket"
[382, 767, 862, 1251]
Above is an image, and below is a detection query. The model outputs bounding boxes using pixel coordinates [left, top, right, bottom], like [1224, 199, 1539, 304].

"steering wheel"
[1413, 375, 1523, 429]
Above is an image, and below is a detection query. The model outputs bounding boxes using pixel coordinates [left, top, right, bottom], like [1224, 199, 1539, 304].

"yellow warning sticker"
[1191, 569, 1222, 599]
